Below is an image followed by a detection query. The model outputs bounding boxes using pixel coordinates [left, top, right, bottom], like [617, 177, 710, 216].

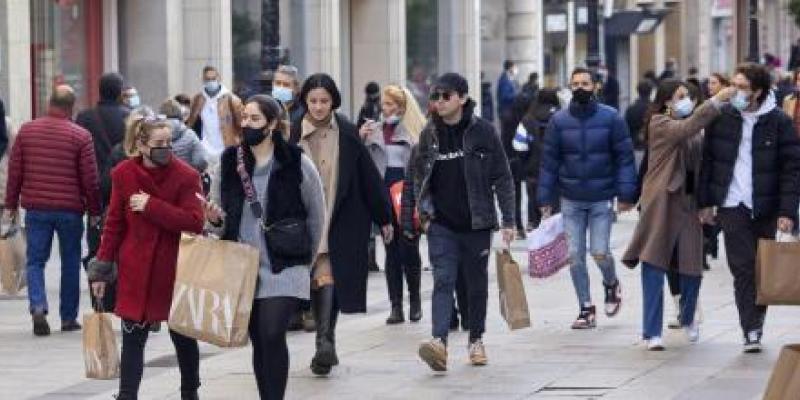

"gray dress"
[210, 154, 325, 300]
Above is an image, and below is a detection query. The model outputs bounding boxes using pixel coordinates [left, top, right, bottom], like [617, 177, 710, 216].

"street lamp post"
[261, 0, 282, 93]
[586, 0, 602, 71]
[747, 0, 759, 62]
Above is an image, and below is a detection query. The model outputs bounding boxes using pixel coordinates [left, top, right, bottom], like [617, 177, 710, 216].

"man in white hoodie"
[699, 62, 800, 353]
[186, 65, 242, 160]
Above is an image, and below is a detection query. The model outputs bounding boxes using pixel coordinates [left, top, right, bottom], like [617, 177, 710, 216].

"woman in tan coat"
[623, 80, 735, 351]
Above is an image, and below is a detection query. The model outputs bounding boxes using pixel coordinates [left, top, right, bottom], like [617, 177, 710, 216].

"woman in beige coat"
[623, 80, 735, 351]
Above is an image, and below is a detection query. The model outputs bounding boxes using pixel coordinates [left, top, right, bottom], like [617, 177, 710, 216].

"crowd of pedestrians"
[1, 55, 800, 399]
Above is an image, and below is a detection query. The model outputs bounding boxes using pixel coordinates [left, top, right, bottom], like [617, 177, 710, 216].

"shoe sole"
[648, 345, 665, 351]
[571, 322, 597, 330]
[744, 345, 763, 353]
[605, 301, 622, 317]
[418, 346, 447, 372]
[470, 357, 488, 366]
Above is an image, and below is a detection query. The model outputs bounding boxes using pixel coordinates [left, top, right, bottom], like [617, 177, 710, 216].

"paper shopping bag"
[168, 235, 259, 347]
[763, 344, 800, 400]
[527, 213, 569, 278]
[756, 238, 800, 305]
[495, 250, 531, 330]
[82, 312, 120, 379]
[0, 226, 26, 295]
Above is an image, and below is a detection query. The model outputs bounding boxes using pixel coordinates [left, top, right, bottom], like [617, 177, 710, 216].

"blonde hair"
[382, 84, 427, 141]
[123, 108, 171, 157]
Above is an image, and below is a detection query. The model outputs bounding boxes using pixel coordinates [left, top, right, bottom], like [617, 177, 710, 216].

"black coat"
[625, 98, 650, 151]
[0, 98, 8, 159]
[291, 113, 392, 313]
[700, 104, 800, 220]
[76, 101, 130, 207]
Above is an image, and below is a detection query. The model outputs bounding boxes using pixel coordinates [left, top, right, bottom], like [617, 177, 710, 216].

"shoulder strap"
[236, 146, 264, 222]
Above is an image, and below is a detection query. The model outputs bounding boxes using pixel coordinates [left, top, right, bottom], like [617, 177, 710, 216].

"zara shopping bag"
[495, 250, 531, 330]
[0, 224, 26, 295]
[527, 213, 569, 278]
[756, 232, 800, 305]
[82, 312, 120, 380]
[168, 235, 259, 348]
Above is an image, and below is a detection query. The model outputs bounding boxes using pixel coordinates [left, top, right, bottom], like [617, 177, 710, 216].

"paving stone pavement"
[1, 212, 798, 399]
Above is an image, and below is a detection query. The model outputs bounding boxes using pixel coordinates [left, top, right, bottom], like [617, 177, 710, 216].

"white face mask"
[731, 90, 751, 111]
[672, 97, 695, 118]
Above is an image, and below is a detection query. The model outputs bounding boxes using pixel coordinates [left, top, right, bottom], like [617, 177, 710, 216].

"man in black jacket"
[700, 63, 800, 353]
[75, 72, 129, 311]
[413, 73, 515, 372]
[624, 82, 652, 153]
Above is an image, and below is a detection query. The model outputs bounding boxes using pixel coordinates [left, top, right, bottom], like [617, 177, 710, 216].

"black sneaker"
[32, 313, 50, 336]
[744, 330, 763, 353]
[61, 320, 82, 332]
[571, 306, 597, 329]
[604, 280, 622, 317]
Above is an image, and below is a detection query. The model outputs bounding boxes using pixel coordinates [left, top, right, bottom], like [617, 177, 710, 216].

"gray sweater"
[210, 153, 325, 300]
[170, 119, 209, 172]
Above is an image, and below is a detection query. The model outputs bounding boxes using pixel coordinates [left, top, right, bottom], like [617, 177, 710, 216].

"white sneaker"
[684, 322, 700, 343]
[647, 336, 665, 351]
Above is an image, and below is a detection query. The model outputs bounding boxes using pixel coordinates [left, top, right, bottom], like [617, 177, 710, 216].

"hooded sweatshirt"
[723, 91, 777, 210]
[169, 119, 208, 172]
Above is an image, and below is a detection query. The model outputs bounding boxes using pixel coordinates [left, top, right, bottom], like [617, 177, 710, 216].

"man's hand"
[540, 206, 552, 220]
[381, 224, 394, 244]
[501, 228, 515, 246]
[91, 282, 106, 299]
[698, 207, 716, 225]
[3, 208, 18, 223]
[359, 120, 376, 140]
[129, 191, 150, 212]
[88, 215, 102, 228]
[617, 202, 634, 213]
[778, 217, 794, 233]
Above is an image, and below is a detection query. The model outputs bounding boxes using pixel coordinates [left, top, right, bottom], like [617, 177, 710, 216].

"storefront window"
[30, 0, 102, 116]
[406, 0, 438, 111]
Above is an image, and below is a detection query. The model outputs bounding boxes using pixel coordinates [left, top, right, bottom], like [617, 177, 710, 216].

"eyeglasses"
[429, 91, 455, 102]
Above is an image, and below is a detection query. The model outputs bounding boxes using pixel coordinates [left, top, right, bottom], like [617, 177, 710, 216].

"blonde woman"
[359, 85, 426, 324]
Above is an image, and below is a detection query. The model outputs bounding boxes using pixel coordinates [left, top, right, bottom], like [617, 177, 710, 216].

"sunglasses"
[429, 91, 456, 102]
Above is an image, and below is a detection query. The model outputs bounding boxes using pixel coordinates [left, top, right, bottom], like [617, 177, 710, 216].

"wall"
[0, 0, 32, 123]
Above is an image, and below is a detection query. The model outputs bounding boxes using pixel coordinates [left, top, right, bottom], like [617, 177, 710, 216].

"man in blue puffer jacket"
[538, 67, 637, 330]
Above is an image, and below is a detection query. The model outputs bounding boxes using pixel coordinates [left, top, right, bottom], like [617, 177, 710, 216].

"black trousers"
[526, 178, 541, 228]
[513, 180, 524, 231]
[717, 205, 775, 335]
[118, 321, 199, 399]
[385, 219, 422, 308]
[249, 297, 299, 400]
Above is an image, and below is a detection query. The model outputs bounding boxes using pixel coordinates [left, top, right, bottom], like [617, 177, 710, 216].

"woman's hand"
[129, 191, 150, 212]
[381, 224, 394, 244]
[195, 193, 225, 224]
[713, 87, 737, 103]
[359, 120, 376, 140]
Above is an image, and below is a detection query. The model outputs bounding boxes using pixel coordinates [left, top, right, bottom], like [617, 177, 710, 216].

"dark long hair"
[526, 88, 561, 121]
[642, 79, 686, 146]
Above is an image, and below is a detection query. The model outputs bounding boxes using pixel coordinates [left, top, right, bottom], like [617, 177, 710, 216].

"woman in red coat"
[88, 112, 205, 400]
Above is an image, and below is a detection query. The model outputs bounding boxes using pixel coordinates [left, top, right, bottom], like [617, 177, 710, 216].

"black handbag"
[263, 217, 311, 261]
[236, 147, 311, 272]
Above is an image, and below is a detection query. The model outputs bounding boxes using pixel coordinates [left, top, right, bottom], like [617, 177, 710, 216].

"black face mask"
[572, 88, 593, 104]
[148, 146, 172, 167]
[242, 127, 268, 147]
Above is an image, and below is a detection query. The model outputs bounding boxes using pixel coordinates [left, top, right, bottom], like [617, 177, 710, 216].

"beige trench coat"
[622, 101, 720, 276]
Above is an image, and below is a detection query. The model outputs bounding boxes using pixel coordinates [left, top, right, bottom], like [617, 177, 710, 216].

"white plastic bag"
[512, 123, 530, 152]
[527, 213, 569, 278]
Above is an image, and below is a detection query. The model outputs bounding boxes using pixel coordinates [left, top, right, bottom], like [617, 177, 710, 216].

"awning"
[604, 8, 670, 37]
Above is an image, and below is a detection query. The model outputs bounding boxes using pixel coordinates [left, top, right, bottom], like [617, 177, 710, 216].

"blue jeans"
[561, 198, 617, 308]
[427, 223, 491, 342]
[25, 210, 84, 321]
[641, 262, 702, 339]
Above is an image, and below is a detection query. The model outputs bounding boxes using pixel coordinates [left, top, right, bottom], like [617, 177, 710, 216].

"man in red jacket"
[4, 85, 102, 336]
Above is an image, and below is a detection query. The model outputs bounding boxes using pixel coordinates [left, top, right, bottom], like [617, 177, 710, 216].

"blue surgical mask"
[204, 80, 221, 94]
[271, 86, 294, 103]
[672, 97, 695, 118]
[731, 90, 751, 111]
[128, 95, 140, 108]
[385, 115, 401, 125]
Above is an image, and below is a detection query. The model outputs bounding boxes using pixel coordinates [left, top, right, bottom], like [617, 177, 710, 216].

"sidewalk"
[2, 213, 798, 399]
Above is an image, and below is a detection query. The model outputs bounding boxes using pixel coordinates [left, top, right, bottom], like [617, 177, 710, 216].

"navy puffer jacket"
[537, 99, 637, 205]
